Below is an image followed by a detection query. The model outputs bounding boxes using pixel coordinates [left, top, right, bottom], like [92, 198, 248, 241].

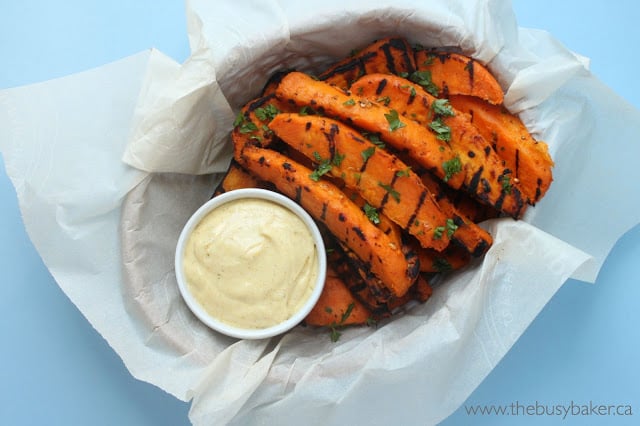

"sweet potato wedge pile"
[216, 36, 554, 339]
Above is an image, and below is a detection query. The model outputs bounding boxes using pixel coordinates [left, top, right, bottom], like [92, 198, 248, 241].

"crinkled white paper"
[1, 0, 639, 425]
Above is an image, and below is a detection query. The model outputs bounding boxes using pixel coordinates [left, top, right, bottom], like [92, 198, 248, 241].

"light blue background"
[1, 1, 638, 425]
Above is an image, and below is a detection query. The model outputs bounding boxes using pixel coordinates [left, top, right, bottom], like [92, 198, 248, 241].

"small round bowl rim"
[174, 188, 327, 340]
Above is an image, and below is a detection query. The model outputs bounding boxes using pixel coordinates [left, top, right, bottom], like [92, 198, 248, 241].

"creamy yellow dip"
[182, 198, 318, 329]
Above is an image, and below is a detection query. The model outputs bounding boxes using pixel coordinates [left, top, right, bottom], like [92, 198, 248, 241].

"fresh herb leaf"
[378, 182, 401, 202]
[445, 218, 458, 237]
[433, 225, 445, 240]
[429, 117, 451, 142]
[431, 99, 455, 117]
[363, 203, 380, 224]
[396, 167, 412, 177]
[409, 70, 439, 97]
[299, 105, 316, 116]
[384, 109, 406, 132]
[330, 327, 342, 342]
[363, 132, 386, 149]
[433, 257, 453, 272]
[343, 98, 356, 106]
[239, 121, 258, 134]
[500, 173, 512, 194]
[442, 156, 462, 182]
[328, 302, 356, 342]
[376, 96, 391, 106]
[422, 55, 435, 67]
[401, 84, 417, 98]
[340, 302, 355, 324]
[433, 221, 457, 240]
[309, 152, 333, 181]
[309, 151, 345, 181]
[254, 104, 280, 121]
[233, 111, 245, 127]
[361, 146, 376, 162]
[365, 317, 378, 327]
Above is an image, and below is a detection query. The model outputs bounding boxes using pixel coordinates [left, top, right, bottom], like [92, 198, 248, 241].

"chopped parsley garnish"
[343, 98, 356, 106]
[422, 55, 435, 67]
[254, 104, 280, 122]
[378, 182, 401, 202]
[431, 99, 455, 117]
[409, 70, 439, 97]
[233, 111, 245, 127]
[234, 111, 260, 135]
[363, 132, 386, 149]
[366, 317, 378, 327]
[384, 109, 406, 132]
[363, 203, 380, 224]
[396, 167, 412, 177]
[500, 173, 512, 194]
[309, 151, 345, 181]
[429, 118, 451, 141]
[361, 146, 376, 162]
[376, 96, 391, 106]
[433, 257, 453, 272]
[329, 302, 356, 342]
[445, 218, 458, 237]
[238, 121, 258, 134]
[299, 105, 317, 116]
[309, 152, 333, 181]
[401, 85, 417, 98]
[434, 218, 459, 240]
[442, 156, 462, 182]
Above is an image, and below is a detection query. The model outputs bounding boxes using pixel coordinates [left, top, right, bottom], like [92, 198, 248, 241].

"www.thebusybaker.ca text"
[465, 400, 633, 419]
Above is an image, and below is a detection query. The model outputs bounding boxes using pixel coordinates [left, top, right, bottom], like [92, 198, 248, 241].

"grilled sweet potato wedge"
[268, 113, 451, 251]
[448, 94, 554, 204]
[387, 273, 433, 309]
[332, 241, 423, 318]
[319, 37, 416, 90]
[414, 50, 504, 105]
[233, 143, 418, 298]
[419, 172, 493, 257]
[417, 245, 471, 273]
[305, 266, 372, 327]
[260, 69, 292, 97]
[231, 93, 293, 149]
[275, 71, 466, 189]
[213, 160, 267, 196]
[350, 73, 527, 218]
[340, 186, 404, 247]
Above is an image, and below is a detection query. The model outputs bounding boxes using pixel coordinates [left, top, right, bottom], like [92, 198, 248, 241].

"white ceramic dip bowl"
[175, 188, 326, 339]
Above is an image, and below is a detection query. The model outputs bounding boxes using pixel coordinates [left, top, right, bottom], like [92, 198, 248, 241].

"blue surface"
[1, 1, 638, 425]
